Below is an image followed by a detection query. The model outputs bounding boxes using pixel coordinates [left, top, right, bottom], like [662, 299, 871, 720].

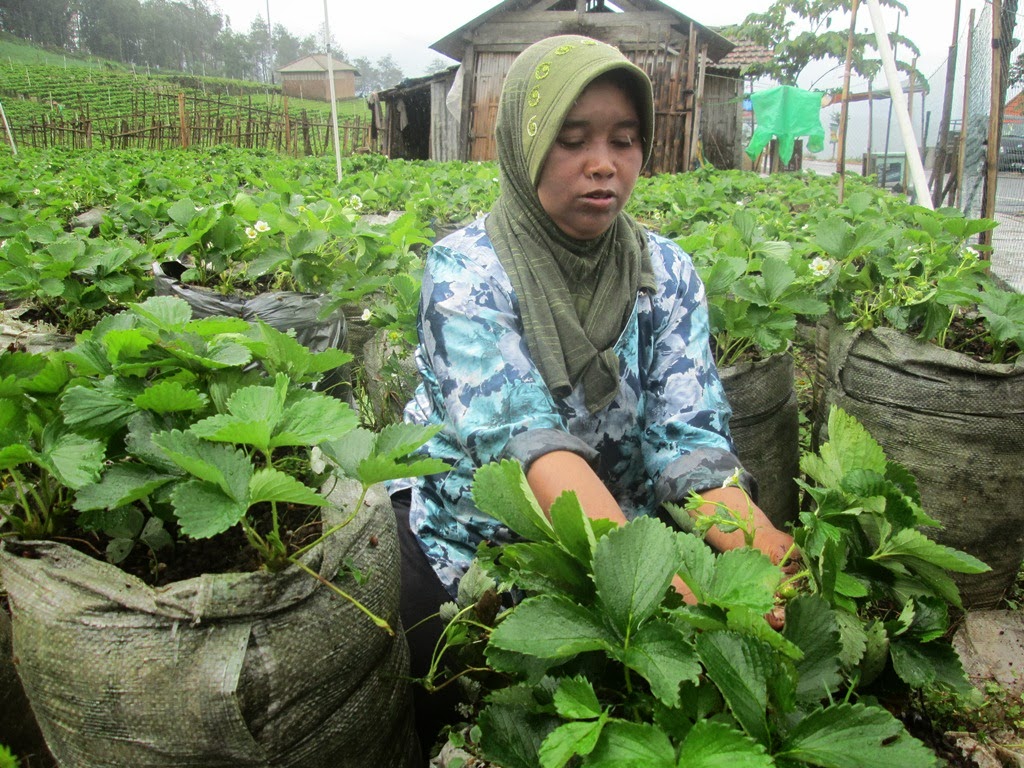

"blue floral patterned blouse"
[393, 217, 749, 595]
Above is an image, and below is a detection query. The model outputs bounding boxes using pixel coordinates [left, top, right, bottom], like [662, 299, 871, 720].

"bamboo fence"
[5, 90, 369, 155]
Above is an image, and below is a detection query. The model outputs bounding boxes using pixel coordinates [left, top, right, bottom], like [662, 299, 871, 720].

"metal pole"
[323, 0, 343, 183]
[865, 0, 934, 208]
[266, 0, 274, 84]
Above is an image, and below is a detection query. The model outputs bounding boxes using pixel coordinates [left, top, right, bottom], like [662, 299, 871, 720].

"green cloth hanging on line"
[745, 85, 826, 165]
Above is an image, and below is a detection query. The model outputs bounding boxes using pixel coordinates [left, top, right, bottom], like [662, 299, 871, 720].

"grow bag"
[361, 328, 419, 427]
[0, 481, 417, 768]
[719, 352, 800, 529]
[817, 324, 1024, 609]
[0, 607, 51, 766]
[152, 261, 348, 395]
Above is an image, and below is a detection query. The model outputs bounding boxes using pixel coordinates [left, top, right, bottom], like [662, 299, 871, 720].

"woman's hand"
[692, 486, 801, 630]
[752, 526, 799, 573]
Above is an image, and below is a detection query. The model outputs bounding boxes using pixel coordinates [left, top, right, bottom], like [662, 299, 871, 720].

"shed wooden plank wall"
[376, 3, 745, 170]
[430, 72, 460, 161]
[458, 9, 707, 173]
[700, 72, 744, 169]
[469, 51, 515, 161]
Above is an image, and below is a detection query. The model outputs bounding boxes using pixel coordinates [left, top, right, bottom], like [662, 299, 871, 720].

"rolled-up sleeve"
[641, 237, 755, 504]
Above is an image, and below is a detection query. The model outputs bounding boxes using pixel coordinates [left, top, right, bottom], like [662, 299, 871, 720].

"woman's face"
[536, 78, 644, 240]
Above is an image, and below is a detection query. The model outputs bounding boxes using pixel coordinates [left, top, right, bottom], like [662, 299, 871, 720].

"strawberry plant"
[0, 296, 446, 578]
[684, 209, 829, 366]
[423, 407, 988, 767]
[793, 407, 989, 688]
[0, 228, 151, 334]
[150, 189, 433, 316]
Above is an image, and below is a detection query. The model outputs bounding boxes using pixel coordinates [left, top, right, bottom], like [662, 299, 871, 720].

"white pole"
[323, 0, 343, 183]
[864, 0, 933, 209]
[0, 99, 16, 156]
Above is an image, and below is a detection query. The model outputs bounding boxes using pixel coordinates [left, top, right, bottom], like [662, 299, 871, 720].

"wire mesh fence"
[947, 2, 1024, 290]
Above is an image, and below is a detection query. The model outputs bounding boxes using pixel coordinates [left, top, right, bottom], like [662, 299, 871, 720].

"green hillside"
[0, 34, 371, 152]
[0, 30, 118, 69]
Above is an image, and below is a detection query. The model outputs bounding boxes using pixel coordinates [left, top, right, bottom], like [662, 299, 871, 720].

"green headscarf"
[486, 35, 657, 414]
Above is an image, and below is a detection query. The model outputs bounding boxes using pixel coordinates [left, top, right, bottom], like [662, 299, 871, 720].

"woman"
[390, 34, 794, 756]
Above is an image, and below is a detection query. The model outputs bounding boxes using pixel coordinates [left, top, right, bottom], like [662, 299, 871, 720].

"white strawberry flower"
[810, 256, 834, 278]
[721, 468, 743, 489]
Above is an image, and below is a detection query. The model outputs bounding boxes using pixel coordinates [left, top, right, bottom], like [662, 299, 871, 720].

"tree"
[351, 54, 404, 96]
[272, 24, 302, 72]
[245, 16, 271, 82]
[727, 0, 919, 87]
[0, 0, 75, 48]
[215, 28, 254, 80]
[425, 56, 455, 75]
[312, 22, 344, 60]
[75, 0, 144, 62]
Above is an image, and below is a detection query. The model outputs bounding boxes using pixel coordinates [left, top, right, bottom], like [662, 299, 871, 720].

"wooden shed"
[700, 39, 774, 170]
[370, 66, 462, 161]
[371, 0, 738, 173]
[277, 55, 360, 102]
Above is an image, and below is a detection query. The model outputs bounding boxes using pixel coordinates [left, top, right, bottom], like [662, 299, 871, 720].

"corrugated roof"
[277, 54, 358, 74]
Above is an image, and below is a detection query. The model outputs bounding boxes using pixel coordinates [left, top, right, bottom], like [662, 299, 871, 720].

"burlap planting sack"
[361, 328, 419, 427]
[0, 480, 417, 768]
[720, 352, 800, 529]
[817, 324, 1024, 609]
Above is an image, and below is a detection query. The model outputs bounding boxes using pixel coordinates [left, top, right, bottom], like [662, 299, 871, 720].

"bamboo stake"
[178, 92, 190, 149]
[930, 0, 961, 207]
[955, 9, 977, 210]
[323, 0, 342, 182]
[837, 0, 860, 202]
[979, 0, 1017, 249]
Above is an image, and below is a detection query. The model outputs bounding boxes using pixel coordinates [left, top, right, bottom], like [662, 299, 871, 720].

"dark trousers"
[391, 490, 464, 764]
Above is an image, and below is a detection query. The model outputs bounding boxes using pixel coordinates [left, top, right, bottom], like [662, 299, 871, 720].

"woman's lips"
[581, 190, 617, 209]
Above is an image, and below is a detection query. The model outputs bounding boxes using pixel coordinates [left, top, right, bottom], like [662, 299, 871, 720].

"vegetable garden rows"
[0, 143, 1022, 767]
[0, 60, 367, 126]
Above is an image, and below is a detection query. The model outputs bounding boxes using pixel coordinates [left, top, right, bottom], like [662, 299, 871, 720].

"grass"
[0, 32, 121, 70]
[0, 32, 371, 128]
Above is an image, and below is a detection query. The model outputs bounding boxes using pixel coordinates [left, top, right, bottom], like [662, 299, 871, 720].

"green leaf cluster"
[810, 209, 1014, 354]
[0, 296, 444, 574]
[629, 168, 1016, 365]
[795, 406, 989, 692]
[692, 209, 828, 365]
[0, 225, 151, 334]
[447, 453, 949, 768]
[151, 191, 433, 307]
[726, 1, 919, 87]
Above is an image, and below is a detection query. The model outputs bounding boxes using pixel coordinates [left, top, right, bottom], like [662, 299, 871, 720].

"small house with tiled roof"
[371, 0, 763, 173]
[277, 55, 360, 102]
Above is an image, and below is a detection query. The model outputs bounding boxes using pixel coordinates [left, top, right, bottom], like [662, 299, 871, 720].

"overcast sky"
[208, 0, 992, 87]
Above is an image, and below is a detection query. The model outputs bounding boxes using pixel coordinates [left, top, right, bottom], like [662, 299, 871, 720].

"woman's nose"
[585, 144, 615, 178]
